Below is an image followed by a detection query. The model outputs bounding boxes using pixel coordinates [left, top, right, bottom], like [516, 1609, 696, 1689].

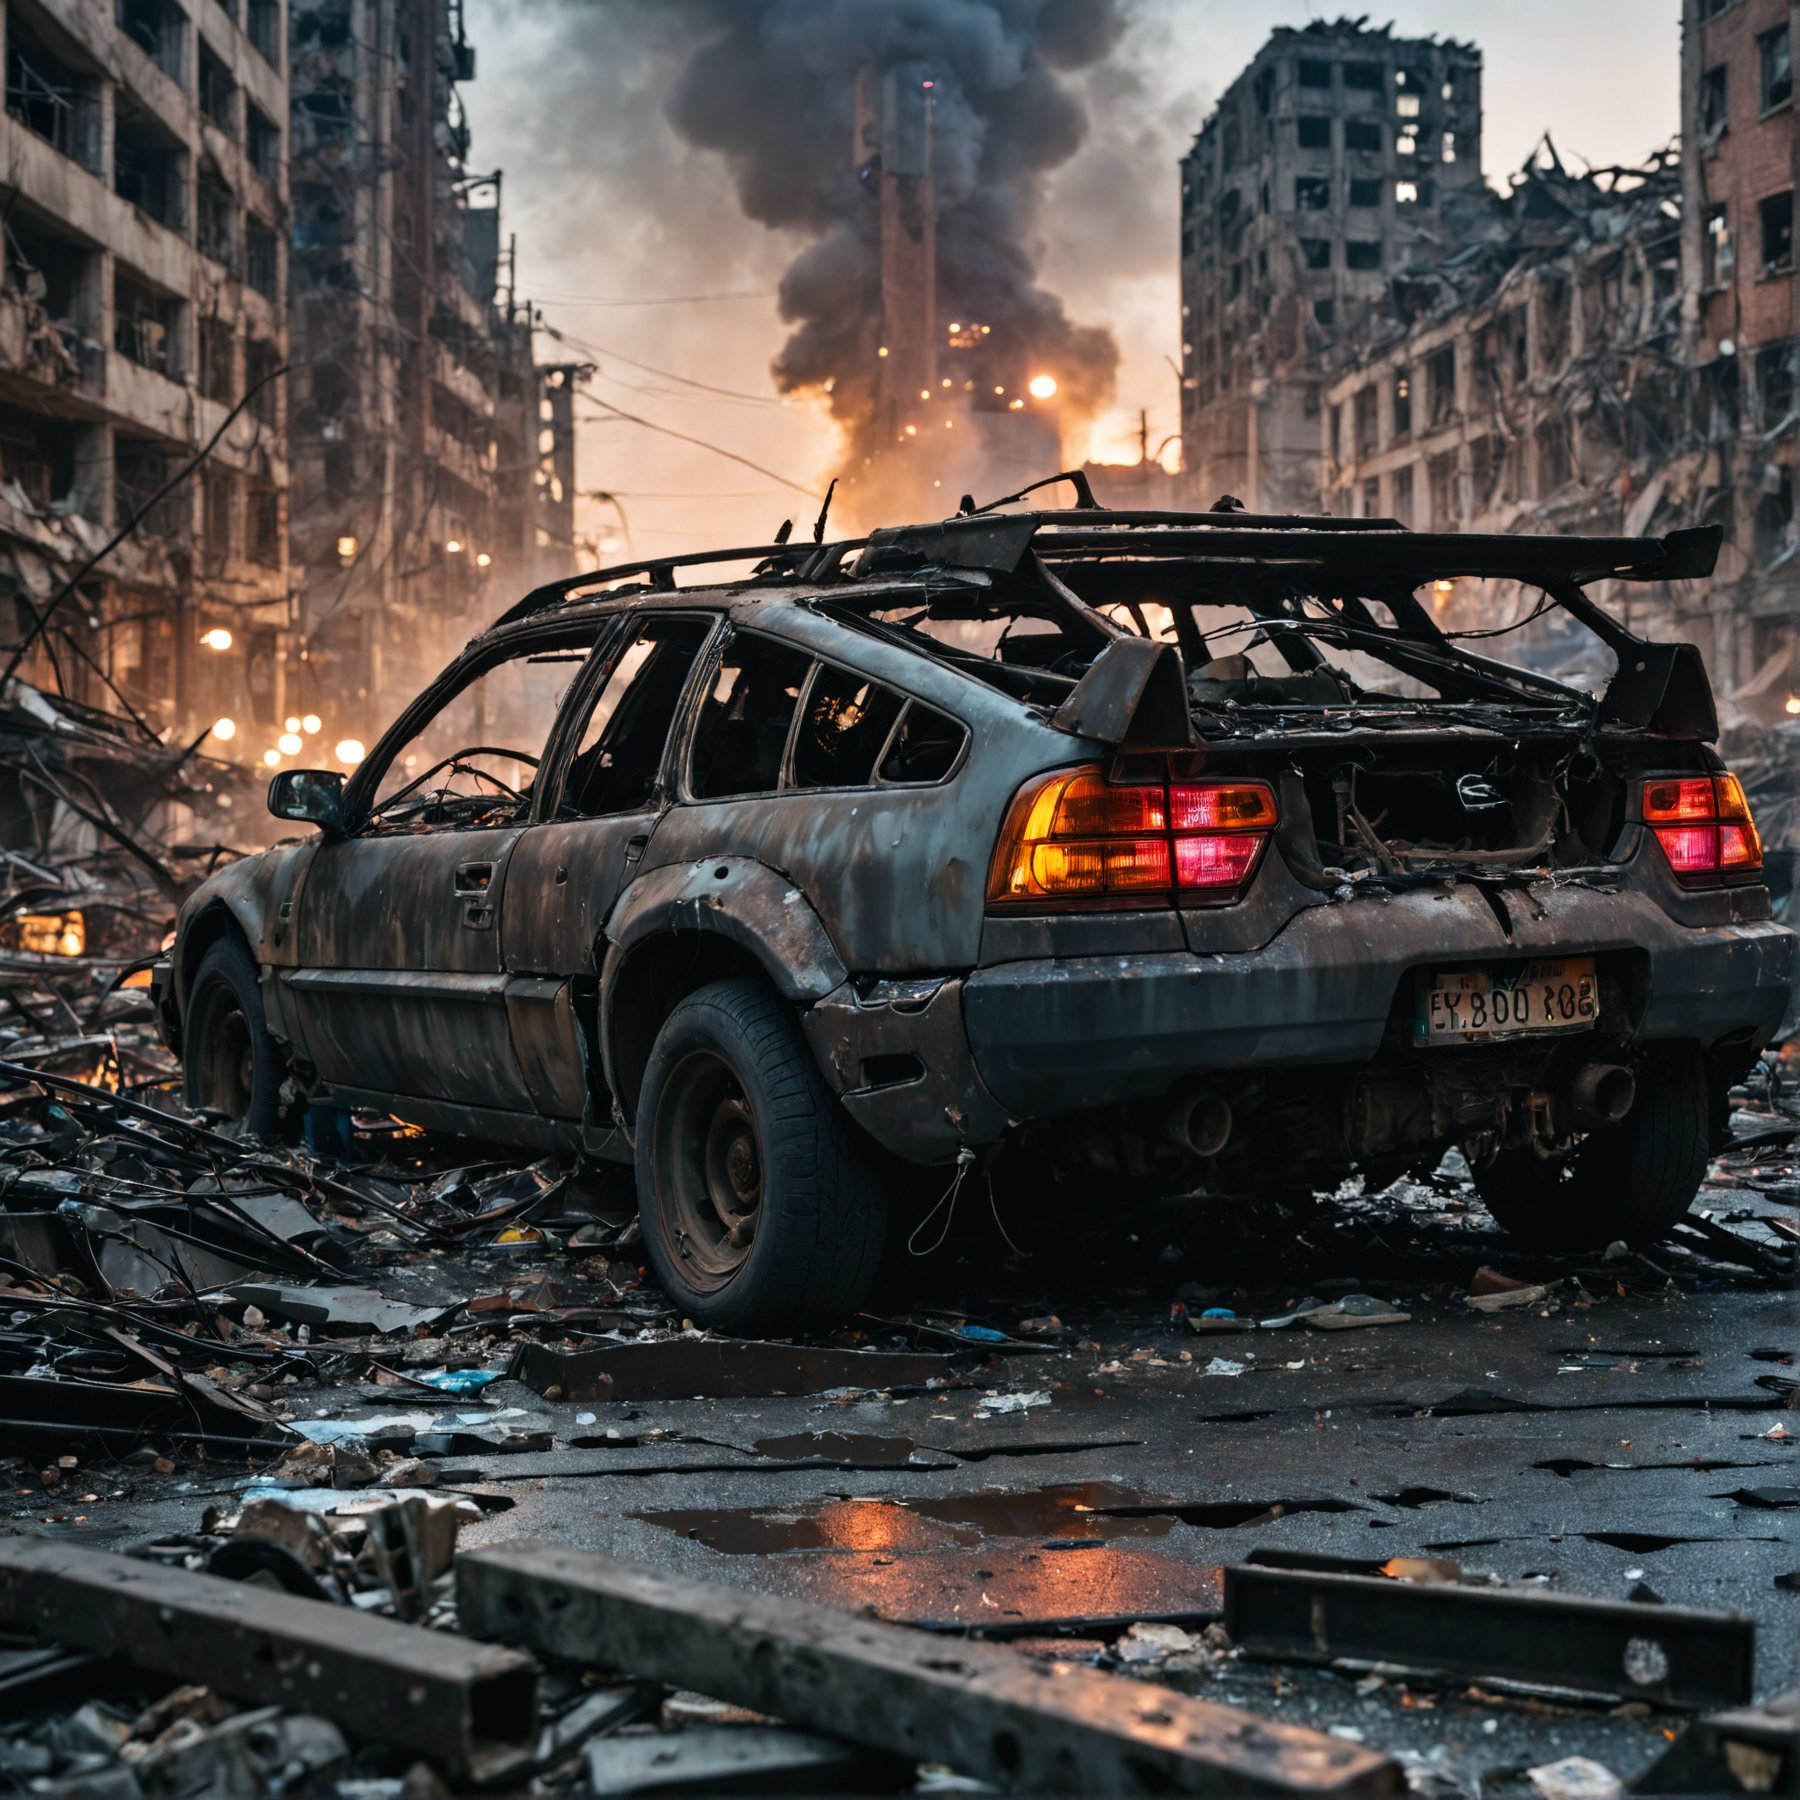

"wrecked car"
[155, 484, 1794, 1329]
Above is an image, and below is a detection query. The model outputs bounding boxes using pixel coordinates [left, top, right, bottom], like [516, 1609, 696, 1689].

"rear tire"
[1472, 1050, 1710, 1249]
[183, 938, 287, 1140]
[636, 977, 887, 1333]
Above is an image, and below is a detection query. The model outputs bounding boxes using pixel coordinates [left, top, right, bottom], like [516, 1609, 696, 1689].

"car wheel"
[636, 976, 888, 1333]
[1472, 1050, 1710, 1249]
[183, 939, 288, 1140]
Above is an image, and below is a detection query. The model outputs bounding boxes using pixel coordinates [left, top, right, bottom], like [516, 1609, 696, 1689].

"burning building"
[643, 0, 1121, 527]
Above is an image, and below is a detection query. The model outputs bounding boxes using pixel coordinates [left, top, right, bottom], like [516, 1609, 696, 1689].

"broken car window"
[559, 617, 712, 818]
[878, 702, 967, 784]
[792, 663, 906, 790]
[824, 583, 1112, 701]
[364, 633, 598, 832]
[688, 632, 811, 800]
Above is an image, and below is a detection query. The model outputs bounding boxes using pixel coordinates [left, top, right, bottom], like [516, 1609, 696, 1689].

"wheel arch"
[599, 857, 848, 1128]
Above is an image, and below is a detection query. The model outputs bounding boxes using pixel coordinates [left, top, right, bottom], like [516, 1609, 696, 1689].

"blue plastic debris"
[1201, 1307, 1237, 1319]
[411, 1368, 504, 1394]
[954, 1325, 1008, 1343]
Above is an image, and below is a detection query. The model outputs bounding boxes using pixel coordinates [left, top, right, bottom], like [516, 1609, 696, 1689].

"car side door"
[501, 612, 718, 1122]
[283, 624, 607, 1115]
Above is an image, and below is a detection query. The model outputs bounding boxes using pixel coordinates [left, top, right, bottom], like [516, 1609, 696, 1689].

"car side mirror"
[268, 768, 346, 836]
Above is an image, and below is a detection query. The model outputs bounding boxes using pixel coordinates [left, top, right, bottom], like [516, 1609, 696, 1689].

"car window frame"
[785, 657, 968, 795]
[534, 607, 726, 822]
[339, 615, 621, 834]
[679, 625, 818, 805]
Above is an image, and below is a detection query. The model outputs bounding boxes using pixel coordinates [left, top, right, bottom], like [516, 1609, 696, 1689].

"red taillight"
[988, 767, 1277, 909]
[1644, 773, 1763, 884]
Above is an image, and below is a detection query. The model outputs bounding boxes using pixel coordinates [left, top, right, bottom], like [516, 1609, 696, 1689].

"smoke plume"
[625, 0, 1127, 515]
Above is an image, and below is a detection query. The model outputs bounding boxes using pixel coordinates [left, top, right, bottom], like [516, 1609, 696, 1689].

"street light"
[199, 627, 233, 651]
[335, 738, 366, 764]
[278, 732, 302, 755]
[1028, 374, 1059, 401]
[301, 713, 322, 734]
[211, 717, 236, 742]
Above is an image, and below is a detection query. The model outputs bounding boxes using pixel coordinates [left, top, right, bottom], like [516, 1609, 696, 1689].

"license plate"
[1415, 957, 1598, 1044]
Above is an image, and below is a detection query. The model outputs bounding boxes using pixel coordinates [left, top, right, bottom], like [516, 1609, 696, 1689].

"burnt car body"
[156, 491, 1794, 1329]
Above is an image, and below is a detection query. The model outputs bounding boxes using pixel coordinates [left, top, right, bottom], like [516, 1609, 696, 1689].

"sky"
[459, 0, 1682, 564]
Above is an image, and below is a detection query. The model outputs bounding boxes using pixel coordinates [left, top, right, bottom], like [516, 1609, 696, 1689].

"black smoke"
[630, 0, 1126, 472]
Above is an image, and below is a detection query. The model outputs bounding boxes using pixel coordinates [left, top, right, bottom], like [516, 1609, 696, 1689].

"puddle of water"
[632, 1481, 1362, 1555]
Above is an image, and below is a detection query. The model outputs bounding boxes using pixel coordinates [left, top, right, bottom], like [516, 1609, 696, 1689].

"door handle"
[454, 862, 495, 894]
[624, 834, 650, 865]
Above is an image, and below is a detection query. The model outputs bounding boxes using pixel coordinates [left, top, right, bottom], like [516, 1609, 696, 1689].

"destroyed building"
[0, 0, 291, 743]
[1177, 18, 1484, 513]
[1681, 0, 1798, 691]
[285, 0, 574, 763]
[1320, 146, 1704, 670]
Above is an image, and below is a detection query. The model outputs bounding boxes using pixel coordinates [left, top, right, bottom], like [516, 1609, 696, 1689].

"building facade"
[286, 0, 565, 764]
[0, 0, 290, 742]
[1177, 19, 1483, 513]
[1682, 0, 1797, 688]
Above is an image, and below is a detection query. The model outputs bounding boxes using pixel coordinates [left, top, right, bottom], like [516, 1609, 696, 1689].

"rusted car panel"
[159, 497, 1796, 1325]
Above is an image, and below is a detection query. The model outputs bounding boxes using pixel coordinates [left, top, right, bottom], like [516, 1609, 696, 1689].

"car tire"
[183, 938, 288, 1140]
[636, 976, 887, 1333]
[1472, 1050, 1710, 1249]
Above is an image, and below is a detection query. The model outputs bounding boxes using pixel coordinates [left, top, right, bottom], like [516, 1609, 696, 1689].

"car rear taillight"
[987, 766, 1277, 910]
[1643, 773, 1763, 884]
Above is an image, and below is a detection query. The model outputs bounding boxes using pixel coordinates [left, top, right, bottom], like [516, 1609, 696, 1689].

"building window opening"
[1396, 180, 1419, 204]
[199, 314, 234, 404]
[1346, 240, 1381, 270]
[115, 101, 185, 233]
[1761, 26, 1791, 114]
[1298, 59, 1331, 88]
[1700, 63, 1729, 137]
[196, 163, 237, 271]
[1343, 61, 1382, 91]
[6, 21, 97, 170]
[114, 271, 179, 377]
[1345, 119, 1382, 152]
[1300, 238, 1332, 269]
[1761, 190, 1794, 274]
[1393, 372, 1412, 437]
[1296, 176, 1331, 211]
[246, 218, 279, 300]
[1349, 176, 1383, 207]
[198, 39, 236, 132]
[247, 103, 281, 180]
[117, 0, 184, 82]
[0, 405, 77, 509]
[1297, 115, 1332, 149]
[1704, 206, 1734, 287]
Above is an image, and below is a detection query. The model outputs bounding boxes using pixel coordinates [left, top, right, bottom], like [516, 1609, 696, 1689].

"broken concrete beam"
[458, 1543, 1401, 1796]
[1222, 1565, 1753, 1711]
[507, 1336, 950, 1402]
[0, 1539, 537, 1784]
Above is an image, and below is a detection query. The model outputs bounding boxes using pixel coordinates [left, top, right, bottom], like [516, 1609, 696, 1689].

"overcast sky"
[460, 0, 1681, 561]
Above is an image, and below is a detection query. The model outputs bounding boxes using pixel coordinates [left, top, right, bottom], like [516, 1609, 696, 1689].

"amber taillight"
[1642, 773, 1763, 884]
[987, 766, 1277, 910]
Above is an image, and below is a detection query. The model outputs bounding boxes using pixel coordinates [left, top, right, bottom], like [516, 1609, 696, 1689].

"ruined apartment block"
[1683, 0, 1797, 686]
[1178, 19, 1482, 513]
[1320, 151, 1702, 660]
[287, 0, 563, 741]
[0, 0, 289, 740]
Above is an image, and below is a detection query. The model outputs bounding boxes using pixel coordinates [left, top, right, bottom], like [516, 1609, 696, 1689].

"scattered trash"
[1526, 1756, 1622, 1800]
[1468, 1268, 1562, 1312]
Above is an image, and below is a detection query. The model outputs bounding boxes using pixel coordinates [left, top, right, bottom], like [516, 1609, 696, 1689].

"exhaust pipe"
[1163, 1088, 1233, 1158]
[1567, 1063, 1636, 1131]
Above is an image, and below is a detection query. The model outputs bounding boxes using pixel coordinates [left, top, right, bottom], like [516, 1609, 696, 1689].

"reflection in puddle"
[631, 1481, 1358, 1555]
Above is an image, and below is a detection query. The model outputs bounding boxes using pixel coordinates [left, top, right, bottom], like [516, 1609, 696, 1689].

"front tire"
[1472, 1050, 1711, 1250]
[636, 977, 887, 1333]
[183, 939, 288, 1140]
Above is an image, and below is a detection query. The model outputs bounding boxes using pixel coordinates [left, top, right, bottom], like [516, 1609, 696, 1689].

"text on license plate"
[1416, 957, 1598, 1043]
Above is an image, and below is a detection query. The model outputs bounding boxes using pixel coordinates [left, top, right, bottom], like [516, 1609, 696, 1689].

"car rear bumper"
[960, 884, 1795, 1119]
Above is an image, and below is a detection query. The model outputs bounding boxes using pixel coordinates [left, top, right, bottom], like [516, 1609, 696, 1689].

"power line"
[527, 287, 773, 307]
[576, 401, 823, 500]
[540, 320, 781, 407]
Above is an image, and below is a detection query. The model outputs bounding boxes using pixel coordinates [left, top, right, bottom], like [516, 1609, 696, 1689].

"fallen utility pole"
[458, 1543, 1401, 1796]
[1222, 1565, 1754, 1711]
[0, 1539, 538, 1783]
